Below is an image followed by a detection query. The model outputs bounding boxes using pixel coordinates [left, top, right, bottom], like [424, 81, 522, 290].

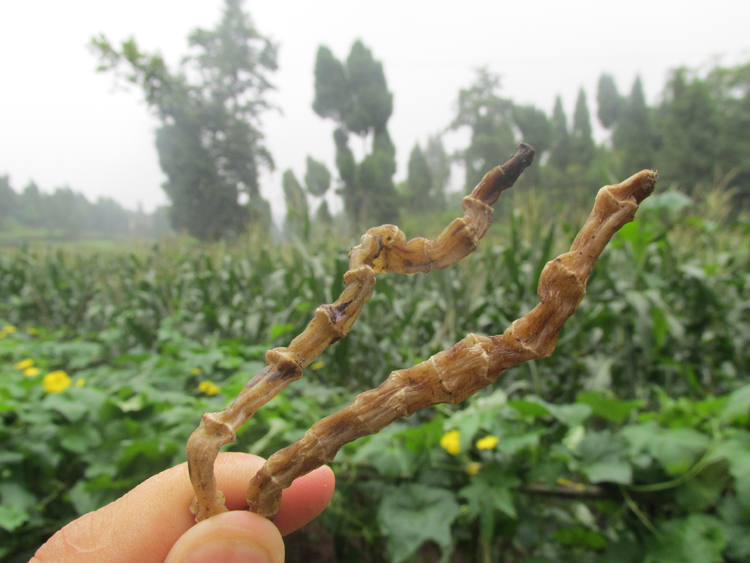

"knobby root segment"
[245, 169, 657, 519]
[187, 143, 536, 522]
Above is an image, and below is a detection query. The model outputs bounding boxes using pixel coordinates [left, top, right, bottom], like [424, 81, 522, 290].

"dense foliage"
[312, 40, 400, 228]
[90, 0, 278, 241]
[1, 189, 748, 562]
[0, 176, 169, 242]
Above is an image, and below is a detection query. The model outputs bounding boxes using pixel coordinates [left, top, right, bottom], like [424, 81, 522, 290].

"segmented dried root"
[187, 144, 536, 521]
[245, 169, 658, 519]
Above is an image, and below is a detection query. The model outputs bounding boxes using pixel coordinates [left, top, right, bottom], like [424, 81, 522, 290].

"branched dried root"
[187, 143, 657, 522]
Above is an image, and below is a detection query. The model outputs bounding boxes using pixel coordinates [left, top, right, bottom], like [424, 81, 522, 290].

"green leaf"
[61, 424, 102, 454]
[459, 468, 518, 521]
[548, 403, 592, 427]
[718, 496, 750, 560]
[645, 515, 725, 563]
[508, 397, 552, 419]
[721, 384, 750, 423]
[68, 480, 99, 515]
[577, 431, 632, 485]
[576, 392, 644, 424]
[598, 541, 642, 563]
[0, 483, 37, 512]
[42, 393, 89, 422]
[351, 424, 416, 477]
[710, 434, 750, 510]
[553, 525, 606, 549]
[584, 459, 632, 485]
[0, 451, 24, 464]
[0, 504, 28, 532]
[270, 323, 295, 339]
[378, 484, 459, 563]
[510, 395, 591, 427]
[640, 190, 692, 215]
[675, 460, 731, 511]
[496, 428, 546, 456]
[622, 421, 709, 475]
[397, 415, 444, 453]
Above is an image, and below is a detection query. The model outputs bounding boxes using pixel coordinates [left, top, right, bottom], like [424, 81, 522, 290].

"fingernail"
[181, 536, 273, 563]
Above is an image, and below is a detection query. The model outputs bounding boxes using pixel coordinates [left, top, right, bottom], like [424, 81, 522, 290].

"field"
[1, 189, 749, 562]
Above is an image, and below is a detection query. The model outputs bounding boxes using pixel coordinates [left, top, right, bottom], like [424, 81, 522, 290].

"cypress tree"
[596, 74, 621, 129]
[549, 96, 570, 171]
[570, 88, 595, 167]
[405, 144, 433, 211]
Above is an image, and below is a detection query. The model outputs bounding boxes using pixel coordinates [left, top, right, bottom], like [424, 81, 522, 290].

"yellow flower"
[465, 462, 482, 476]
[310, 361, 325, 370]
[440, 430, 461, 455]
[76, 379, 85, 387]
[23, 367, 40, 377]
[4, 326, 17, 333]
[191, 368, 202, 375]
[14, 359, 34, 370]
[0, 331, 5, 339]
[43, 371, 71, 393]
[476, 435, 499, 450]
[198, 381, 220, 396]
[27, 327, 39, 335]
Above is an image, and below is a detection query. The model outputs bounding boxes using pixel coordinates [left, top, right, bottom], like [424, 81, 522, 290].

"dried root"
[186, 142, 657, 522]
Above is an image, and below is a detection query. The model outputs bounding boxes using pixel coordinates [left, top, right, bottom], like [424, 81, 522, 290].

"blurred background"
[1, 2, 749, 562]
[1, 0, 749, 241]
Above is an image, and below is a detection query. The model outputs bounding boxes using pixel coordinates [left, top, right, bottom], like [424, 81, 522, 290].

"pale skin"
[30, 453, 335, 563]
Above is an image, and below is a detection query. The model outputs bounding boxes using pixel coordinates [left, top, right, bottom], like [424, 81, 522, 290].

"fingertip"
[164, 511, 284, 563]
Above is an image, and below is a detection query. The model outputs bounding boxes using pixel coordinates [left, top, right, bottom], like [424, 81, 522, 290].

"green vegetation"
[90, 0, 278, 241]
[1, 188, 748, 561]
[313, 40, 399, 228]
[2, 2, 750, 561]
[0, 177, 170, 243]
[4, 4, 750, 243]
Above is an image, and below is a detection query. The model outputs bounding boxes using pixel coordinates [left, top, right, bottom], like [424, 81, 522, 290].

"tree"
[570, 88, 595, 167]
[404, 143, 433, 211]
[91, 197, 130, 237]
[304, 156, 332, 198]
[658, 68, 720, 191]
[282, 169, 308, 236]
[90, 0, 277, 241]
[312, 41, 398, 226]
[0, 175, 15, 228]
[596, 73, 621, 129]
[707, 61, 750, 202]
[18, 182, 44, 228]
[424, 134, 450, 206]
[48, 187, 89, 238]
[449, 69, 516, 192]
[303, 156, 332, 225]
[613, 76, 655, 174]
[511, 104, 552, 156]
[315, 200, 332, 224]
[549, 96, 570, 171]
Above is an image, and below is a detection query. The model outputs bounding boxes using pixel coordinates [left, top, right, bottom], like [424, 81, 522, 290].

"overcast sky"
[1, 0, 749, 218]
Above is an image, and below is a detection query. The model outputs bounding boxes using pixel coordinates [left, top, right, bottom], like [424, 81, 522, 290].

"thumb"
[164, 511, 285, 563]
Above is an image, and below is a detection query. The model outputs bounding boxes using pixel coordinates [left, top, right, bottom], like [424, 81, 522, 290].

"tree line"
[5, 0, 748, 242]
[283, 52, 750, 236]
[0, 176, 170, 240]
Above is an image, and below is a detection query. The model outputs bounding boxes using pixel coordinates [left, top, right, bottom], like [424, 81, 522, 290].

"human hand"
[31, 452, 335, 563]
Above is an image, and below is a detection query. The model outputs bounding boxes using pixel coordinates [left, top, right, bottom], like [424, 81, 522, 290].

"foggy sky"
[1, 0, 748, 219]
